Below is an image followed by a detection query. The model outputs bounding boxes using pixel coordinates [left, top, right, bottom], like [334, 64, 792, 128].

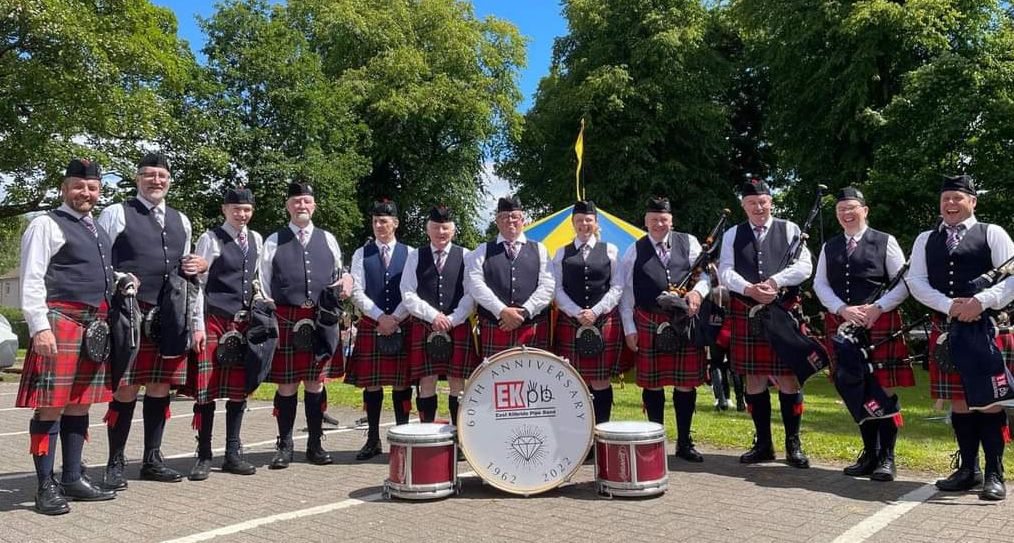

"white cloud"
[477, 161, 512, 228]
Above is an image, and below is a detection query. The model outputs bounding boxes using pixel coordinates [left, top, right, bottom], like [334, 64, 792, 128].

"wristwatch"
[521, 308, 531, 321]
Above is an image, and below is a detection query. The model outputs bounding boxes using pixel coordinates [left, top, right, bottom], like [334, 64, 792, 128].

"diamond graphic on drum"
[507, 425, 547, 467]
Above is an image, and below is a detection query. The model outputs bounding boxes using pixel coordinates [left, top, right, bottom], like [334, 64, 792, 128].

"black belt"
[207, 305, 249, 321]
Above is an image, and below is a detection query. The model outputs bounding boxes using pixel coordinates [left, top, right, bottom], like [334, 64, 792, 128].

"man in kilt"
[400, 205, 475, 426]
[464, 195, 555, 358]
[181, 187, 261, 481]
[552, 200, 623, 425]
[814, 187, 912, 481]
[18, 159, 118, 514]
[908, 174, 1014, 501]
[261, 182, 345, 468]
[718, 179, 813, 468]
[347, 200, 414, 460]
[619, 196, 709, 462]
[97, 153, 207, 488]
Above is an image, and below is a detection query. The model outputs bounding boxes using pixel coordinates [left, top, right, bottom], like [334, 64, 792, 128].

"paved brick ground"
[0, 379, 1011, 543]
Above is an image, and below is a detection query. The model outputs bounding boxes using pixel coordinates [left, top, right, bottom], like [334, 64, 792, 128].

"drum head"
[594, 421, 665, 441]
[387, 423, 456, 444]
[458, 347, 594, 495]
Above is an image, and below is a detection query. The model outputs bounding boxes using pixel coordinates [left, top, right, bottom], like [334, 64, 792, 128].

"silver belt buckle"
[233, 309, 250, 323]
[301, 299, 315, 309]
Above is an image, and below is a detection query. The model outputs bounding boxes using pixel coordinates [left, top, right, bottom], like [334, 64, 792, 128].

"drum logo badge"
[863, 399, 883, 418]
[506, 425, 547, 468]
[992, 372, 1010, 398]
[493, 380, 556, 419]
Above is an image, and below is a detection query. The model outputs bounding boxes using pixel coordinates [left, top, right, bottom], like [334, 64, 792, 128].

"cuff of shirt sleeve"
[27, 315, 51, 338]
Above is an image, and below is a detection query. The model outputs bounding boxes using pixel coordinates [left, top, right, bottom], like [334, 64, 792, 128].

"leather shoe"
[739, 440, 775, 464]
[188, 457, 212, 481]
[269, 438, 293, 470]
[35, 477, 70, 516]
[785, 435, 810, 469]
[935, 466, 983, 491]
[222, 451, 256, 475]
[139, 450, 183, 483]
[60, 477, 116, 501]
[870, 455, 896, 482]
[979, 472, 1006, 501]
[355, 439, 382, 461]
[843, 450, 879, 477]
[101, 451, 128, 491]
[306, 443, 333, 466]
[675, 440, 704, 463]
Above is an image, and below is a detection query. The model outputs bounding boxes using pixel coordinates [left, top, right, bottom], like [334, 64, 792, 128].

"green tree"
[0, 216, 27, 274]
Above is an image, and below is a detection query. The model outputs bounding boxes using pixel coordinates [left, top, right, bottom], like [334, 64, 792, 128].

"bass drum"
[458, 347, 594, 496]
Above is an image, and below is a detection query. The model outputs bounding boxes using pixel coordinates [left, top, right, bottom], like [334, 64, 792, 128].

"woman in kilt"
[551, 201, 623, 425]
[181, 188, 261, 481]
[619, 196, 709, 462]
[400, 205, 476, 426]
[18, 159, 118, 514]
[814, 187, 913, 482]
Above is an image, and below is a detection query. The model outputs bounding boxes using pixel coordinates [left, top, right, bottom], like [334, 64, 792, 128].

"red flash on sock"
[893, 413, 904, 427]
[164, 406, 171, 420]
[1003, 424, 1011, 444]
[192, 413, 202, 431]
[103, 409, 119, 427]
[30, 434, 50, 456]
[793, 403, 804, 416]
[402, 400, 413, 414]
[272, 408, 279, 418]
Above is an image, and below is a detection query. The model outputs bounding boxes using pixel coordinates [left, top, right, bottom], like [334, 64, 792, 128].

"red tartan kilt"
[17, 301, 113, 408]
[823, 312, 915, 388]
[477, 314, 549, 359]
[928, 316, 1014, 400]
[267, 306, 329, 385]
[553, 310, 622, 382]
[406, 317, 475, 381]
[727, 297, 795, 377]
[632, 309, 706, 388]
[119, 301, 187, 387]
[178, 316, 248, 403]
[345, 316, 408, 388]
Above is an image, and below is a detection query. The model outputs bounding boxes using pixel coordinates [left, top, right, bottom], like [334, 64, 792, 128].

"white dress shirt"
[400, 243, 476, 327]
[814, 227, 909, 314]
[260, 222, 343, 301]
[463, 232, 556, 319]
[552, 237, 623, 319]
[192, 223, 265, 325]
[718, 217, 813, 295]
[907, 216, 1014, 313]
[619, 233, 711, 336]
[350, 238, 410, 321]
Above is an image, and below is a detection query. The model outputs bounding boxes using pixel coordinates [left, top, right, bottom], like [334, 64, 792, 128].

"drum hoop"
[458, 346, 594, 495]
[595, 435, 666, 444]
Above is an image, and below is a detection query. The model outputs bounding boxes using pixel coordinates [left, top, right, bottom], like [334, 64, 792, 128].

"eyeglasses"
[139, 171, 170, 181]
[836, 204, 863, 214]
[497, 212, 524, 222]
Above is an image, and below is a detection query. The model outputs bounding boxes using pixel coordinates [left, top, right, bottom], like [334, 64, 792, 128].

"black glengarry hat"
[371, 199, 398, 217]
[573, 200, 597, 215]
[138, 152, 170, 172]
[836, 186, 866, 205]
[497, 195, 522, 213]
[287, 182, 313, 197]
[224, 187, 255, 205]
[65, 158, 101, 180]
[646, 196, 671, 213]
[740, 178, 771, 197]
[429, 205, 453, 223]
[941, 174, 976, 196]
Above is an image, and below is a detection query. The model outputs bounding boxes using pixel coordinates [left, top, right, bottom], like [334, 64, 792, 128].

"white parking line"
[829, 482, 938, 543]
[0, 405, 274, 437]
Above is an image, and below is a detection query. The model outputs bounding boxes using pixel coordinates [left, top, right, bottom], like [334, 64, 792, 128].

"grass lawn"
[251, 367, 964, 474]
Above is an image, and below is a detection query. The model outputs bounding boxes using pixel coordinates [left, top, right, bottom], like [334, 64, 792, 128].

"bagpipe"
[747, 184, 831, 384]
[834, 261, 911, 348]
[107, 275, 141, 392]
[654, 208, 730, 352]
[934, 253, 1014, 410]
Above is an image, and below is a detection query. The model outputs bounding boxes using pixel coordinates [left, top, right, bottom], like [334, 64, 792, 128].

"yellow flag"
[574, 118, 585, 200]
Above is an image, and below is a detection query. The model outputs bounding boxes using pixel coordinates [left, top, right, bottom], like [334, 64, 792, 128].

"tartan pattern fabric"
[344, 316, 409, 388]
[178, 315, 248, 403]
[119, 301, 188, 387]
[553, 310, 622, 381]
[406, 317, 476, 381]
[632, 308, 706, 388]
[823, 311, 916, 388]
[928, 315, 1014, 400]
[727, 297, 796, 377]
[17, 301, 112, 408]
[267, 305, 329, 385]
[477, 314, 549, 359]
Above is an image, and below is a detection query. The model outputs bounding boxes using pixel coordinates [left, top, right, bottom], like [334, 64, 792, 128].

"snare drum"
[458, 347, 594, 496]
[594, 421, 668, 498]
[384, 423, 459, 500]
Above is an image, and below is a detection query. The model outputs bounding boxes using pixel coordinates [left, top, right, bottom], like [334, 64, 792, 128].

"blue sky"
[155, 0, 568, 112]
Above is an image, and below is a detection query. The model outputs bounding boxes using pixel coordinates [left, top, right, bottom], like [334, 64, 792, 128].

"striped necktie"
[946, 225, 965, 253]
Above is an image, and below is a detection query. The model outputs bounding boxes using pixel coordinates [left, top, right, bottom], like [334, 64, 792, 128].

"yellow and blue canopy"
[524, 206, 645, 256]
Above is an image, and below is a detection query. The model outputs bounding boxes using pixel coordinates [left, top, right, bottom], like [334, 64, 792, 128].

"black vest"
[825, 228, 890, 305]
[44, 210, 114, 307]
[362, 241, 409, 315]
[269, 227, 335, 307]
[561, 241, 611, 309]
[415, 245, 465, 314]
[205, 227, 259, 315]
[111, 199, 187, 305]
[732, 220, 791, 284]
[632, 233, 691, 310]
[479, 240, 542, 321]
[926, 222, 993, 298]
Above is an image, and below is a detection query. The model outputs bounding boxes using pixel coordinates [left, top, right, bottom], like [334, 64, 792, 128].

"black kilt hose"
[179, 315, 248, 403]
[119, 300, 188, 387]
[477, 314, 549, 359]
[553, 310, 622, 381]
[267, 305, 330, 384]
[17, 301, 113, 408]
[928, 315, 1014, 400]
[633, 308, 706, 388]
[406, 317, 476, 381]
[344, 316, 409, 388]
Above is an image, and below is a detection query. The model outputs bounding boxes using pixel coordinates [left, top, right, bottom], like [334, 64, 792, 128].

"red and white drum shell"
[384, 423, 459, 500]
[594, 421, 668, 498]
